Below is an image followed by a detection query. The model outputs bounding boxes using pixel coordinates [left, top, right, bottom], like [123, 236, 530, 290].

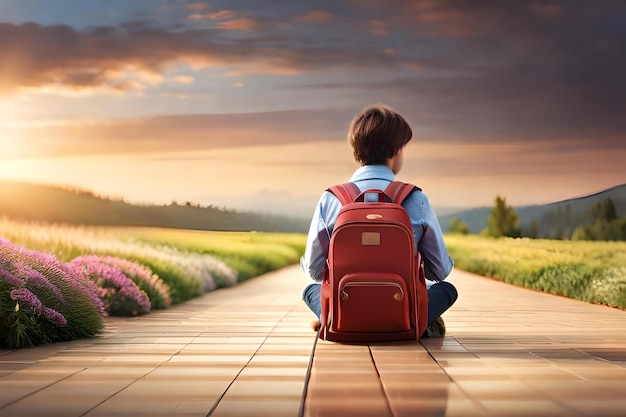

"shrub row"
[0, 219, 239, 304]
[0, 219, 307, 349]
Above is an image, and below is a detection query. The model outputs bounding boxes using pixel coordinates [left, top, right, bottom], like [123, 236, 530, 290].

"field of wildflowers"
[445, 234, 626, 310]
[0, 218, 307, 349]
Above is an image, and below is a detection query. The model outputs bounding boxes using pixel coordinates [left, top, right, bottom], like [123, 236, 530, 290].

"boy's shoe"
[425, 317, 446, 338]
[311, 320, 321, 332]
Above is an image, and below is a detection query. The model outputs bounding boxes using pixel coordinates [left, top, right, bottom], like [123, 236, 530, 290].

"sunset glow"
[0, 1, 624, 216]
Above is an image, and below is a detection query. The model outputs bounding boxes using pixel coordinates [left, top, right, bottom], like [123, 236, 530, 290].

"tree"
[571, 226, 588, 241]
[570, 198, 624, 241]
[591, 197, 617, 222]
[448, 217, 469, 234]
[529, 219, 538, 239]
[484, 196, 521, 238]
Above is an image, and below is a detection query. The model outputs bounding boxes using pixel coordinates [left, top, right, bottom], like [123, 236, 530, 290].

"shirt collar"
[349, 165, 395, 182]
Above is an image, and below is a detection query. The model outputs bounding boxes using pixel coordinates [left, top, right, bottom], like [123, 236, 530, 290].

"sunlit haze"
[1, 1, 625, 216]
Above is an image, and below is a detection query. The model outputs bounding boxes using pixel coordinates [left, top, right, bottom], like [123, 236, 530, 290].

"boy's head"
[347, 104, 412, 166]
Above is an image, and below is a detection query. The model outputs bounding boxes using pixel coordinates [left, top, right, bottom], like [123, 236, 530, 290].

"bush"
[0, 219, 236, 304]
[68, 256, 151, 316]
[0, 238, 104, 349]
[89, 256, 171, 309]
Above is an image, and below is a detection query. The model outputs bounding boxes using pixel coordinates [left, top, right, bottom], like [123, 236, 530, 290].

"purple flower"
[55, 262, 106, 316]
[10, 288, 43, 314]
[0, 238, 105, 346]
[97, 256, 171, 307]
[43, 307, 67, 327]
[117, 285, 151, 313]
[69, 256, 150, 316]
[12, 261, 65, 304]
[0, 267, 26, 288]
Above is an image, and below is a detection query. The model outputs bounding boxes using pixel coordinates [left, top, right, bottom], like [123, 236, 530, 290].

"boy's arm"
[300, 194, 333, 282]
[407, 193, 454, 282]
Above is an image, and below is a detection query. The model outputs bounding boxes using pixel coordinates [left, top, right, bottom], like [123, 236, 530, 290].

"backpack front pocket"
[335, 273, 411, 333]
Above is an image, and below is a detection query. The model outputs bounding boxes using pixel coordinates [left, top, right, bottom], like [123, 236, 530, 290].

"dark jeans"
[302, 280, 458, 326]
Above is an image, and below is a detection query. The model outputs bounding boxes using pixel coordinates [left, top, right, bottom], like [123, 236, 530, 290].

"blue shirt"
[301, 165, 454, 283]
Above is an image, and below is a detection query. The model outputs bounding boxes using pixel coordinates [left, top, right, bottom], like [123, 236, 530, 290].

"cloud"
[294, 10, 335, 24]
[284, 0, 626, 137]
[187, 10, 235, 21]
[169, 75, 194, 84]
[216, 18, 260, 31]
[1, 1, 624, 142]
[0, 109, 353, 159]
[0, 21, 399, 96]
[528, 3, 563, 18]
[368, 20, 388, 36]
[185, 2, 210, 11]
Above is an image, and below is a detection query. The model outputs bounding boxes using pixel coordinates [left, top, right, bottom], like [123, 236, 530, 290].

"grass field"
[445, 234, 626, 310]
[4, 215, 624, 349]
[1, 217, 307, 348]
[0, 218, 307, 304]
[113, 227, 307, 282]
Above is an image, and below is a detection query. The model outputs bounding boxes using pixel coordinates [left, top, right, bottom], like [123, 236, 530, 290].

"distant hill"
[438, 184, 626, 238]
[5, 180, 624, 238]
[0, 180, 310, 233]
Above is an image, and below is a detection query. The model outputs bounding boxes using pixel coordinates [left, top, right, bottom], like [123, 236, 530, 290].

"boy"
[300, 104, 457, 337]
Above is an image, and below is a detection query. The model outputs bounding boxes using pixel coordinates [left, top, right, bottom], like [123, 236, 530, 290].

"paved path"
[1, 266, 626, 417]
[0, 267, 315, 417]
[305, 269, 626, 417]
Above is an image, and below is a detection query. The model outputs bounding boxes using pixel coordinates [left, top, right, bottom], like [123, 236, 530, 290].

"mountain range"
[438, 183, 626, 238]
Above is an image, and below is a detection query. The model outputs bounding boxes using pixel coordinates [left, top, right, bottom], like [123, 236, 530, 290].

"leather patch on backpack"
[361, 232, 380, 246]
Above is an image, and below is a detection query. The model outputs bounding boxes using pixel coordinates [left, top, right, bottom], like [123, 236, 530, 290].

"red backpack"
[319, 181, 429, 342]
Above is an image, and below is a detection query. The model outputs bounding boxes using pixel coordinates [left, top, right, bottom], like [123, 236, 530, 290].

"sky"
[0, 0, 625, 217]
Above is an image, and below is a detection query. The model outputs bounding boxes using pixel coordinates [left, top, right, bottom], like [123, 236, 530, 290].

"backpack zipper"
[340, 281, 405, 301]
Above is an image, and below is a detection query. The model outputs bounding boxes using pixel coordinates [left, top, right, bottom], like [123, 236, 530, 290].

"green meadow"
[1, 218, 306, 304]
[4, 216, 623, 310]
[1, 217, 306, 348]
[445, 234, 626, 310]
[113, 227, 307, 282]
[4, 216, 625, 349]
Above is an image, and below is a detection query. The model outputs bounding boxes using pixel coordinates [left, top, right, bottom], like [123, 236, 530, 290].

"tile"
[305, 398, 392, 417]
[85, 400, 181, 415]
[440, 399, 486, 417]
[211, 399, 302, 417]
[237, 366, 308, 379]
[221, 380, 304, 399]
[480, 399, 572, 416]
[563, 399, 626, 417]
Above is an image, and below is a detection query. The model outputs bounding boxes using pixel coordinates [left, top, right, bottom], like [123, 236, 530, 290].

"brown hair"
[347, 104, 412, 165]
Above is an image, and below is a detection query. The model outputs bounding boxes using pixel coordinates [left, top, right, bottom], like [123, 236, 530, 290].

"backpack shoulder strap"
[384, 181, 421, 205]
[327, 182, 360, 206]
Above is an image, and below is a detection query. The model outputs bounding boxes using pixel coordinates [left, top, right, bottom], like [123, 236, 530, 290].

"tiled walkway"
[0, 267, 315, 417]
[305, 269, 626, 417]
[1, 266, 626, 417]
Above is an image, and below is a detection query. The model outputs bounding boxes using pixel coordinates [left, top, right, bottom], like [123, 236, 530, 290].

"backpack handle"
[328, 181, 422, 206]
[354, 189, 393, 203]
